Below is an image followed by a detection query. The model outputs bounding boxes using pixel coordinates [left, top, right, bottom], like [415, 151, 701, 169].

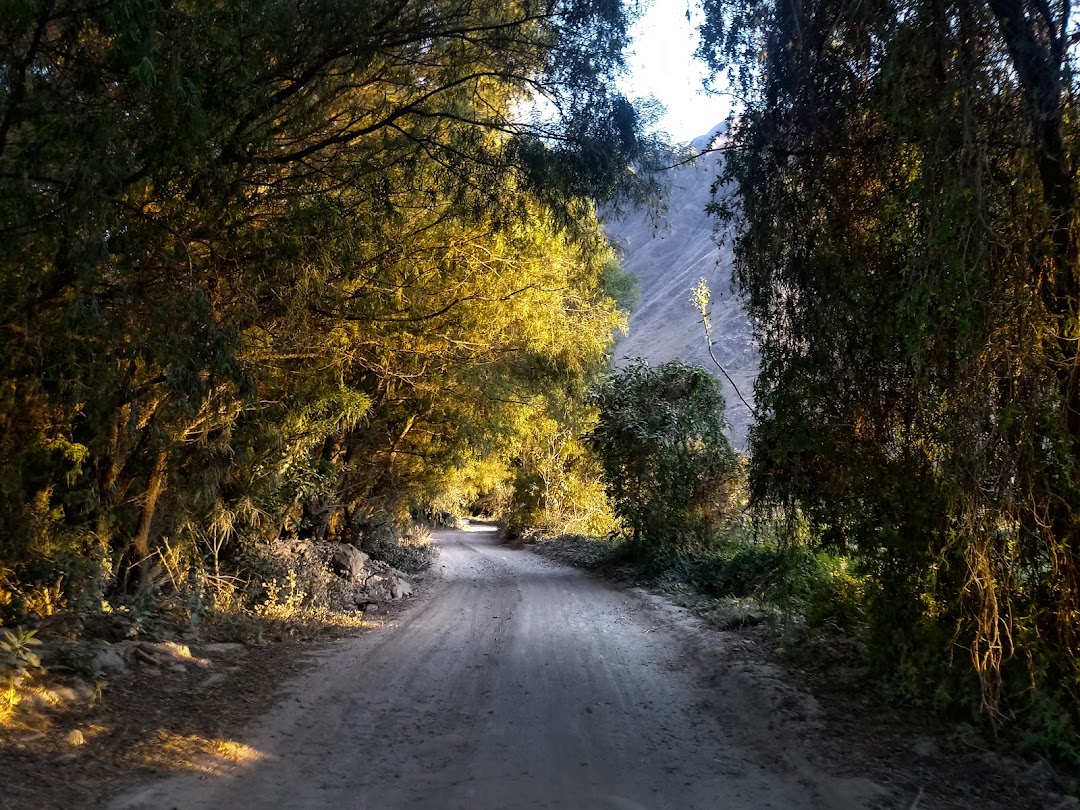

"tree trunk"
[132, 449, 169, 588]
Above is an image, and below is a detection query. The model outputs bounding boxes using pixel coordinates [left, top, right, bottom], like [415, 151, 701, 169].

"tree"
[700, 0, 1080, 741]
[0, 0, 658, 610]
[588, 360, 738, 559]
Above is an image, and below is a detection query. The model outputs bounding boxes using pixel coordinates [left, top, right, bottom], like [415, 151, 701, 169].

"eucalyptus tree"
[700, 0, 1079, 738]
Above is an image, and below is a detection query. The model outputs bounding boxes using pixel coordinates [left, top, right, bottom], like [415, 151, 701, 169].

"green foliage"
[672, 536, 866, 634]
[48, 639, 107, 680]
[601, 259, 641, 317]
[1016, 690, 1080, 765]
[501, 392, 620, 537]
[588, 360, 739, 559]
[0, 0, 652, 624]
[701, 0, 1080, 753]
[0, 627, 43, 693]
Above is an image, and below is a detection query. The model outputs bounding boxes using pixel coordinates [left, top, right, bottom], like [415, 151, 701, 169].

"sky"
[620, 1, 731, 142]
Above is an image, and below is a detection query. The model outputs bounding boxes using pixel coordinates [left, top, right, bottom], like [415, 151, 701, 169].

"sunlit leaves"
[0, 0, 645, 601]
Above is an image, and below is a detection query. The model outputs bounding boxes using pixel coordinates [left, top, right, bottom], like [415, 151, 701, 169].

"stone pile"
[324, 542, 414, 608]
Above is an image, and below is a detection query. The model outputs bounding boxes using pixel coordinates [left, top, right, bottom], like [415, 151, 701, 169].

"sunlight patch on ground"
[1, 679, 99, 735]
[128, 729, 271, 775]
[461, 521, 499, 534]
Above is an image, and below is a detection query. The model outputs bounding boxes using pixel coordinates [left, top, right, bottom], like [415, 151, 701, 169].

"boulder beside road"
[322, 542, 413, 606]
[329, 543, 370, 581]
[352, 559, 413, 606]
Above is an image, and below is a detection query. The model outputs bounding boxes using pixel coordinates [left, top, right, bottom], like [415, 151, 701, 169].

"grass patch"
[526, 526, 867, 639]
[670, 538, 867, 635]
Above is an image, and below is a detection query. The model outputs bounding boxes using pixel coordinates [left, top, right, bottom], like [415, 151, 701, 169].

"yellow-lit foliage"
[0, 0, 654, 626]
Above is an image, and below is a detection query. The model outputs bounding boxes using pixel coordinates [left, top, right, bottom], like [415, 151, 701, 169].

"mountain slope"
[603, 127, 758, 450]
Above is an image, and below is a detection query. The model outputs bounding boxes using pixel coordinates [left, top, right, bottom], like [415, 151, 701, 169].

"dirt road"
[111, 525, 886, 809]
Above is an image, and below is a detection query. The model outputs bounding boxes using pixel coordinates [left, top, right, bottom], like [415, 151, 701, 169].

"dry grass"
[127, 729, 270, 775]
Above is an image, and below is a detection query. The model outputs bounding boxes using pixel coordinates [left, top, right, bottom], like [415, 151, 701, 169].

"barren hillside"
[603, 126, 758, 450]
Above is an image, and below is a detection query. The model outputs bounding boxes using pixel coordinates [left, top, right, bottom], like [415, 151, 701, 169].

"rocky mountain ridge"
[603, 125, 758, 450]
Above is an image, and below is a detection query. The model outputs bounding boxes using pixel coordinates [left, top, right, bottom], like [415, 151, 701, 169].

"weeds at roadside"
[1, 626, 43, 718]
[354, 520, 438, 574]
[0, 517, 437, 719]
[526, 527, 866, 639]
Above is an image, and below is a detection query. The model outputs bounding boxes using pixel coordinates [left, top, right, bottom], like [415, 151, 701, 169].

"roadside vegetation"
[532, 0, 1080, 773]
[3, 0, 1080, 794]
[696, 0, 1080, 769]
[535, 343, 1078, 774]
[0, 0, 658, 721]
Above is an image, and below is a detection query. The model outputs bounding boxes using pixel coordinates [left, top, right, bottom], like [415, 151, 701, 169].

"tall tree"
[0, 0, 657, 601]
[700, 0, 1080, 733]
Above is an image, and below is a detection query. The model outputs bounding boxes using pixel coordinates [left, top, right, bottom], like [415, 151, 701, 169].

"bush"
[672, 534, 866, 635]
[588, 359, 739, 560]
[1, 627, 43, 715]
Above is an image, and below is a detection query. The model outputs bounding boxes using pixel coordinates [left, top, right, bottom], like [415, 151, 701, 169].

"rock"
[390, 577, 413, 599]
[49, 682, 96, 705]
[330, 543, 370, 581]
[54, 753, 78, 765]
[1024, 758, 1066, 792]
[358, 562, 414, 601]
[155, 641, 192, 659]
[170, 663, 188, 674]
[79, 612, 133, 642]
[352, 591, 379, 609]
[132, 646, 161, 667]
[363, 575, 389, 601]
[201, 672, 228, 687]
[911, 738, 940, 759]
[64, 730, 85, 747]
[136, 641, 211, 668]
[744, 611, 768, 626]
[97, 644, 129, 674]
[19, 682, 93, 713]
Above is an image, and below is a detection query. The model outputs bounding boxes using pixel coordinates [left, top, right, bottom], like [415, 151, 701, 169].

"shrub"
[671, 534, 867, 635]
[588, 359, 739, 560]
[1, 627, 43, 715]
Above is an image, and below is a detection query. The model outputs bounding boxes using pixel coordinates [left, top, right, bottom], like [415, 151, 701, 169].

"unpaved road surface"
[112, 525, 886, 809]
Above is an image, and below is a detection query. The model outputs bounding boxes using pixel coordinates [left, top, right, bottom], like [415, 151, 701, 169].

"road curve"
[112, 525, 882, 810]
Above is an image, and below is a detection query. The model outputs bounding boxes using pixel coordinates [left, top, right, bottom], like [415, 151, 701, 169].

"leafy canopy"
[0, 0, 655, 610]
[700, 0, 1080, 747]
